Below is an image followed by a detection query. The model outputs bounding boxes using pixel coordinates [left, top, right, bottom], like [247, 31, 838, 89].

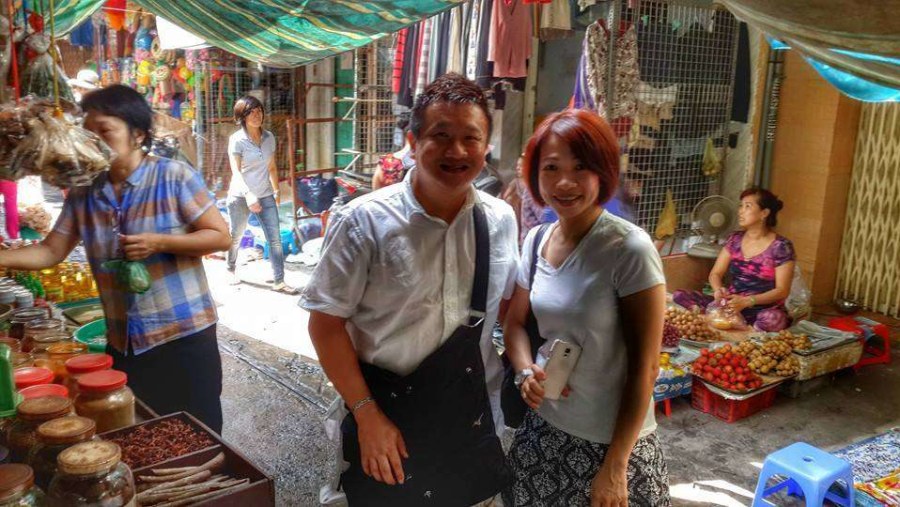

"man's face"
[409, 102, 490, 194]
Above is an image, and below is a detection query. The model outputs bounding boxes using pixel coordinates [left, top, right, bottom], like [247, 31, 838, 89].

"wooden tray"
[100, 412, 275, 506]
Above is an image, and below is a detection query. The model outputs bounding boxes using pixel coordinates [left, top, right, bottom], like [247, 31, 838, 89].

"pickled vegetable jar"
[47, 441, 134, 507]
[26, 416, 96, 490]
[0, 464, 44, 506]
[74, 371, 134, 433]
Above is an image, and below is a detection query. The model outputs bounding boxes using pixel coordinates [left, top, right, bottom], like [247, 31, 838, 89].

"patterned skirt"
[503, 411, 671, 506]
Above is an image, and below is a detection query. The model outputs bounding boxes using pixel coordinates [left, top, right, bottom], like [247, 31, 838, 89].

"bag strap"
[468, 204, 490, 325]
[529, 224, 551, 288]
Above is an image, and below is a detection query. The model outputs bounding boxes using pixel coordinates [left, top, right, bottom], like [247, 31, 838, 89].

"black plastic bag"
[297, 175, 338, 214]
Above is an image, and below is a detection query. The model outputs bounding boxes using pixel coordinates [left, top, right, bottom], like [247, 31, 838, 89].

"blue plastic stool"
[255, 229, 298, 260]
[753, 442, 854, 507]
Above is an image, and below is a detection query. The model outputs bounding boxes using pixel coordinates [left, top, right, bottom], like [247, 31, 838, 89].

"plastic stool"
[255, 229, 298, 260]
[828, 316, 891, 370]
[753, 442, 854, 507]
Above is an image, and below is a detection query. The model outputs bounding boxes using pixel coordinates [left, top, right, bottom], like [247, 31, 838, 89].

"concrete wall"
[768, 51, 861, 306]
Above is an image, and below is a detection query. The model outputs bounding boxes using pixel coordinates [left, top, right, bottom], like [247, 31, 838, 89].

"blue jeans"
[226, 195, 284, 284]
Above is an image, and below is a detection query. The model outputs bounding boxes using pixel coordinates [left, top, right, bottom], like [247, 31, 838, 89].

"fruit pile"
[691, 344, 764, 392]
[740, 339, 798, 376]
[662, 321, 680, 347]
[659, 353, 686, 376]
[666, 307, 721, 343]
[770, 330, 813, 351]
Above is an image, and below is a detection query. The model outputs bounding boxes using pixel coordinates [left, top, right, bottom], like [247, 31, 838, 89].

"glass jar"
[75, 370, 134, 433]
[0, 464, 44, 506]
[64, 355, 113, 400]
[20, 321, 64, 355]
[9, 354, 31, 371]
[74, 371, 134, 433]
[47, 441, 134, 506]
[18, 385, 68, 401]
[26, 416, 96, 491]
[6, 396, 73, 463]
[40, 342, 87, 385]
[7, 310, 48, 341]
[12, 368, 53, 391]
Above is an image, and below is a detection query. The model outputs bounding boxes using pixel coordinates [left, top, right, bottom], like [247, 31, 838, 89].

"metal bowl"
[834, 298, 860, 315]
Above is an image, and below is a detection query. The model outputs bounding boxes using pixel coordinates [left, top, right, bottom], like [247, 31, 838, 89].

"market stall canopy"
[717, 0, 900, 101]
[155, 16, 209, 51]
[53, 0, 466, 67]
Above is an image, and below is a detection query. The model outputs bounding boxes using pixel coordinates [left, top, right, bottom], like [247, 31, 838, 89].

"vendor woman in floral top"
[0, 85, 231, 432]
[675, 187, 795, 331]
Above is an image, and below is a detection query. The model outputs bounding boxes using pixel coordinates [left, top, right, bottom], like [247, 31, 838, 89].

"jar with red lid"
[18, 385, 68, 400]
[6, 396, 73, 463]
[63, 355, 113, 400]
[26, 416, 96, 490]
[12, 368, 53, 391]
[74, 371, 134, 433]
[38, 342, 87, 385]
[0, 464, 44, 506]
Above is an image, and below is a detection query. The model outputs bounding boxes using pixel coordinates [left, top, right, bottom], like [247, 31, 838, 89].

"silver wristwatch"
[514, 368, 534, 388]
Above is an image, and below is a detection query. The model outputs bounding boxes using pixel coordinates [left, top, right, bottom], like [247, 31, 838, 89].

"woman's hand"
[590, 461, 629, 507]
[725, 294, 755, 312]
[520, 364, 571, 410]
[120, 233, 162, 260]
[713, 287, 728, 302]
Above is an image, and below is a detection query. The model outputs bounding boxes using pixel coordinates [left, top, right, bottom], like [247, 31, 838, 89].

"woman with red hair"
[503, 109, 670, 506]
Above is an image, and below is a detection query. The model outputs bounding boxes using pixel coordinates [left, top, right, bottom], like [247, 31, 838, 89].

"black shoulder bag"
[500, 224, 550, 429]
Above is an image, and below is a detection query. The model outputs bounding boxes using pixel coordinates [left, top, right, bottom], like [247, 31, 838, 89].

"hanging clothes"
[584, 20, 640, 120]
[398, 23, 419, 107]
[392, 28, 408, 95]
[435, 10, 452, 77]
[465, 0, 485, 80]
[540, 0, 574, 41]
[415, 17, 434, 96]
[474, 0, 496, 87]
[447, 6, 464, 73]
[488, 0, 532, 79]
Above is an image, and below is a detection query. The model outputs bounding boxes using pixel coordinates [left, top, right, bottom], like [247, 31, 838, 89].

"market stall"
[654, 301, 871, 424]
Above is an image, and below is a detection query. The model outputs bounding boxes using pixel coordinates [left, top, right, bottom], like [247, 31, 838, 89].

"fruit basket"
[691, 379, 778, 423]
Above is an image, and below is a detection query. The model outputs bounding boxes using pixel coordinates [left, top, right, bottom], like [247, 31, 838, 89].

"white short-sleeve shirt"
[518, 210, 666, 444]
[299, 171, 519, 426]
[227, 129, 276, 200]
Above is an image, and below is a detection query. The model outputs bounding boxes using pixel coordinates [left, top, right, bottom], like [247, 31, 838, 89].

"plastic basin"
[74, 319, 107, 353]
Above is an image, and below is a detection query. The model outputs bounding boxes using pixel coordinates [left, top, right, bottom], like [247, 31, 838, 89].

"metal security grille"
[606, 0, 740, 233]
[351, 38, 395, 174]
[836, 103, 900, 318]
[195, 62, 297, 193]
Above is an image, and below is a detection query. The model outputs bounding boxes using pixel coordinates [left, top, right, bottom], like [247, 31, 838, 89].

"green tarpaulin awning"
[52, 0, 465, 67]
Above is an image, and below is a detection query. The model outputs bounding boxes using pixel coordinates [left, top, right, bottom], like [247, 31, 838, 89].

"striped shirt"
[52, 156, 218, 355]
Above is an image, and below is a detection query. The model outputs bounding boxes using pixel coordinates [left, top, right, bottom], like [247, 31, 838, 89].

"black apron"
[341, 205, 511, 506]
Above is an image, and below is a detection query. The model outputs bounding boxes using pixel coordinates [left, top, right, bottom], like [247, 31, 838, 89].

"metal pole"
[756, 49, 785, 189]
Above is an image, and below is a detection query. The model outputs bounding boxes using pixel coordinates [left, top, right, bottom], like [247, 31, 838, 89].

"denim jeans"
[226, 195, 284, 284]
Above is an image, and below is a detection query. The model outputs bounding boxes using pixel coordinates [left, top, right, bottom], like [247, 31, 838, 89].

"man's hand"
[120, 233, 162, 260]
[249, 201, 262, 214]
[355, 404, 409, 485]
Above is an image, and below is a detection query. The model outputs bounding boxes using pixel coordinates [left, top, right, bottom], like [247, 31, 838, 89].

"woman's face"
[738, 194, 769, 228]
[537, 134, 601, 220]
[84, 111, 142, 164]
[245, 107, 264, 129]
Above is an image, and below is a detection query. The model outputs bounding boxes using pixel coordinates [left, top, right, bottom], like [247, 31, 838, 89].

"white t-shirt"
[518, 210, 665, 444]
[227, 129, 276, 202]
[299, 170, 519, 428]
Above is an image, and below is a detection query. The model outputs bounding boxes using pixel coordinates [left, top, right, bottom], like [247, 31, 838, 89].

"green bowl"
[74, 319, 107, 353]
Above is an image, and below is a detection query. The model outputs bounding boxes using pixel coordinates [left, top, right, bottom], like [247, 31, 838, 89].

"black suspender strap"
[468, 204, 490, 326]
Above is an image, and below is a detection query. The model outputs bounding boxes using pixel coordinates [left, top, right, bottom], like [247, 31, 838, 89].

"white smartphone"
[538, 339, 582, 400]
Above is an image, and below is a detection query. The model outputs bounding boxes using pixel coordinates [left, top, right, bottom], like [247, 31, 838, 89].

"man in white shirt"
[300, 73, 518, 506]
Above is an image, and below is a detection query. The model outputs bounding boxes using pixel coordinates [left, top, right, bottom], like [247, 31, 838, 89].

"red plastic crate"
[691, 378, 777, 423]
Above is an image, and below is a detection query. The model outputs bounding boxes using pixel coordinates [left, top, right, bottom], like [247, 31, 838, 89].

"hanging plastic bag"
[786, 267, 812, 322]
[21, 34, 74, 103]
[655, 189, 677, 239]
[102, 260, 152, 294]
[702, 137, 722, 177]
[298, 175, 338, 214]
[706, 299, 748, 330]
